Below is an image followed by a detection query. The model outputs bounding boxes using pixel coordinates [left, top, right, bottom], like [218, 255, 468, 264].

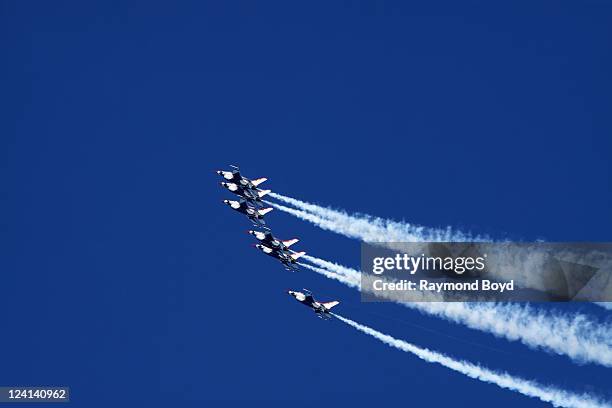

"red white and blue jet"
[287, 289, 340, 319]
[223, 199, 273, 229]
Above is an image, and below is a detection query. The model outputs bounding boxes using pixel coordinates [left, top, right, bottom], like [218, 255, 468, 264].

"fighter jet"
[287, 289, 340, 319]
[247, 230, 299, 253]
[223, 199, 273, 229]
[254, 244, 305, 271]
[220, 181, 271, 205]
[216, 165, 268, 192]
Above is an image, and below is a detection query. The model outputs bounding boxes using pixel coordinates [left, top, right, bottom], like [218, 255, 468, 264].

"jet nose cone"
[223, 200, 229, 204]
[216, 170, 222, 175]
[220, 182, 226, 187]
[247, 230, 254, 235]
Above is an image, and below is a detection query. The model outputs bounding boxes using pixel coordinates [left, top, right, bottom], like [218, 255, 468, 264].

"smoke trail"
[270, 194, 612, 301]
[333, 314, 610, 408]
[269, 199, 576, 294]
[268, 192, 488, 242]
[303, 254, 360, 279]
[301, 256, 612, 367]
[301, 263, 359, 287]
[269, 192, 612, 364]
[597, 303, 612, 311]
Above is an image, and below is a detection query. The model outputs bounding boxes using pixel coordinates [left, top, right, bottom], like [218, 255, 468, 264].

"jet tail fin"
[257, 207, 273, 216]
[322, 301, 340, 310]
[282, 238, 299, 248]
[290, 251, 306, 261]
[252, 177, 267, 187]
[257, 189, 272, 198]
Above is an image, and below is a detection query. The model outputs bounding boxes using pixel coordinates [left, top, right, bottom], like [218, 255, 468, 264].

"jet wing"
[321, 301, 340, 310]
[251, 177, 268, 187]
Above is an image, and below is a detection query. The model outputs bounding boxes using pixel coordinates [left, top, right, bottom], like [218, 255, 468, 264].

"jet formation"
[217, 165, 340, 318]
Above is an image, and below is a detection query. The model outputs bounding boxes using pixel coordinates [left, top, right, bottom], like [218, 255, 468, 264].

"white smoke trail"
[270, 192, 612, 365]
[270, 194, 612, 303]
[333, 314, 610, 408]
[268, 198, 596, 295]
[303, 254, 360, 279]
[300, 256, 612, 367]
[301, 263, 359, 287]
[269, 192, 488, 242]
[597, 303, 612, 311]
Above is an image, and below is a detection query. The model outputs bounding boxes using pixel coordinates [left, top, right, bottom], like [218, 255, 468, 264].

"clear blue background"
[2, 1, 611, 407]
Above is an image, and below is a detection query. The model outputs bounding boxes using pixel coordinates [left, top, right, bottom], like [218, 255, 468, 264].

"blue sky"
[2, 1, 612, 406]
